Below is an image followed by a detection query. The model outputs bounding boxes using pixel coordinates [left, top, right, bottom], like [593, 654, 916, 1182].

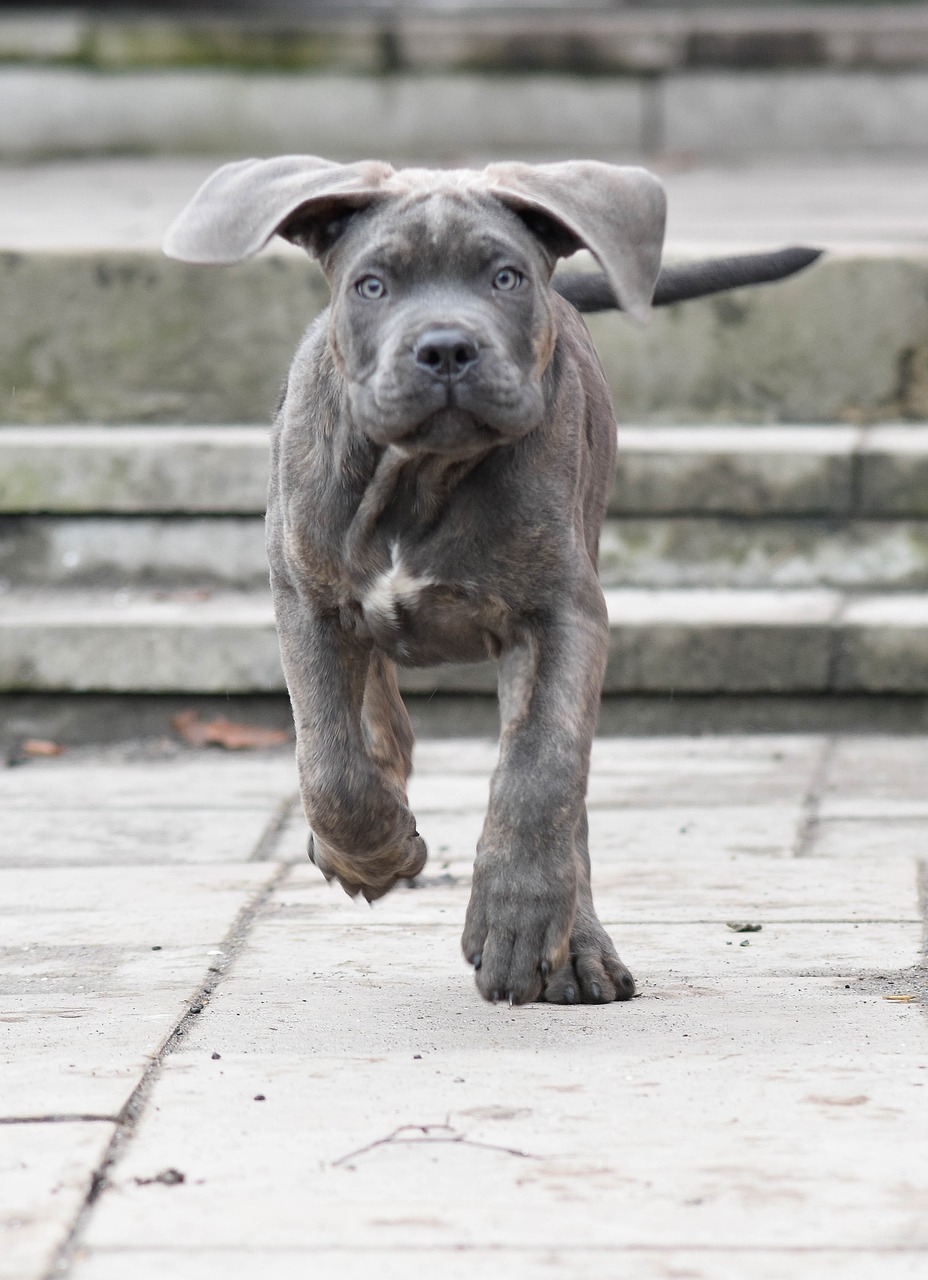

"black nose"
[414, 329, 479, 381]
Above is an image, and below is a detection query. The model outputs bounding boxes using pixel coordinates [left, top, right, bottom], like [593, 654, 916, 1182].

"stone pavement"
[2, 733, 926, 1279]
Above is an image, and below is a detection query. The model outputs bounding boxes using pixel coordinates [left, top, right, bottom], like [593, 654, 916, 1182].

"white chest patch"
[363, 543, 436, 626]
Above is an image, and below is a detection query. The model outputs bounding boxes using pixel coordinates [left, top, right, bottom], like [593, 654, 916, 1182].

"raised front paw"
[541, 907, 636, 1004]
[461, 861, 576, 1005]
[308, 828, 427, 902]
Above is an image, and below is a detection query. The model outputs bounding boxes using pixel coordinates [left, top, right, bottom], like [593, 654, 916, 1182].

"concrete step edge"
[0, 588, 925, 695]
[4, 513, 928, 593]
[3, 423, 927, 517]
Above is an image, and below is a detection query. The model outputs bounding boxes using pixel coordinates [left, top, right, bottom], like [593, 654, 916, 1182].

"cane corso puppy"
[165, 156, 818, 1006]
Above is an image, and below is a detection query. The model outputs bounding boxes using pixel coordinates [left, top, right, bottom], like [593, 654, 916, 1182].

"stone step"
[3, 251, 928, 425]
[5, 9, 928, 159]
[4, 424, 928, 591]
[1, 587, 925, 696]
[3, 425, 926, 516]
[599, 517, 928, 591]
[3, 514, 928, 594]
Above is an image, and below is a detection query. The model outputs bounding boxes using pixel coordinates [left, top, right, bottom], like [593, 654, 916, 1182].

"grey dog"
[165, 156, 818, 1007]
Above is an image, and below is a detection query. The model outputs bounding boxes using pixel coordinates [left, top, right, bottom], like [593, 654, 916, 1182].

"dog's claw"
[472, 952, 482, 970]
[617, 970, 636, 1001]
[540, 959, 550, 979]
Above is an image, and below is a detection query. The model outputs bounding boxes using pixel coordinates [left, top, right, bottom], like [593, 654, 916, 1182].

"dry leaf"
[21, 739, 65, 757]
[172, 710, 290, 751]
[883, 994, 916, 1003]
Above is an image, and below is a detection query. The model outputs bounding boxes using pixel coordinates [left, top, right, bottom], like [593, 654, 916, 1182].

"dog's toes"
[463, 918, 568, 1006]
[309, 830, 428, 902]
[542, 924, 635, 1004]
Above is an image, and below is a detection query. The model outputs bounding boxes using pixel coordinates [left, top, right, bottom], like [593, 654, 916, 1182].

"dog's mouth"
[395, 407, 503, 458]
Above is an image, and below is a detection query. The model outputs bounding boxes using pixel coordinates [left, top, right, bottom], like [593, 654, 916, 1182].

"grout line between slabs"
[44, 857, 294, 1280]
[0, 1115, 116, 1126]
[74, 1243, 928, 1257]
[247, 790, 299, 862]
[917, 862, 928, 1014]
[793, 735, 838, 858]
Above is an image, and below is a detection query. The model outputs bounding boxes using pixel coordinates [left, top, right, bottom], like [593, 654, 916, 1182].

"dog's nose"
[413, 329, 479, 381]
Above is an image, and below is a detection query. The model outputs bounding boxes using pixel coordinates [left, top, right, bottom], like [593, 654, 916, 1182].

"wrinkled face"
[323, 190, 558, 458]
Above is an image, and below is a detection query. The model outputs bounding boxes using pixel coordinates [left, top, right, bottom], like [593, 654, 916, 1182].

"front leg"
[272, 574, 426, 901]
[461, 574, 608, 1004]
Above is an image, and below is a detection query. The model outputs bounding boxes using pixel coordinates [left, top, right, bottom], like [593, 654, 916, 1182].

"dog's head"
[165, 156, 665, 458]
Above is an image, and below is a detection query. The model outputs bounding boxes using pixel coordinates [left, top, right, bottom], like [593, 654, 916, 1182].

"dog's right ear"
[163, 156, 396, 264]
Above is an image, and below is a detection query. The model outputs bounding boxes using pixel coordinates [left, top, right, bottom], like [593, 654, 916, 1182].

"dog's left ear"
[482, 161, 666, 325]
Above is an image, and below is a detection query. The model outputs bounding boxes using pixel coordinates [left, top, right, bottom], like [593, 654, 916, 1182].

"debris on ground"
[171, 709, 290, 750]
[21, 739, 66, 757]
[133, 1168, 186, 1187]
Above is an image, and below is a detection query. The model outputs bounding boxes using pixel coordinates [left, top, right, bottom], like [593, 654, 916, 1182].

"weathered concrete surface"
[0, 69, 647, 163]
[5, 425, 928, 595]
[0, 427, 270, 514]
[0, 1122, 115, 1280]
[5, 157, 928, 257]
[3, 586, 928, 696]
[10, 6, 928, 77]
[6, 513, 928, 592]
[2, 736, 925, 1279]
[7, 425, 928, 517]
[0, 517, 269, 589]
[599, 517, 928, 590]
[0, 253, 325, 425]
[64, 1248, 928, 1280]
[3, 251, 928, 425]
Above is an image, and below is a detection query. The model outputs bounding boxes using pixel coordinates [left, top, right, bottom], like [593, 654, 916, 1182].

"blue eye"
[356, 276, 386, 300]
[493, 268, 522, 292]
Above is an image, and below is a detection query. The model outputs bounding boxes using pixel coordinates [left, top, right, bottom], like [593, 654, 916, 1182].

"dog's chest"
[358, 540, 503, 666]
[362, 543, 436, 628]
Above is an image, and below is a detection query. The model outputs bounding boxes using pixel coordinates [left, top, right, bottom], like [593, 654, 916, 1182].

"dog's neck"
[341, 432, 487, 577]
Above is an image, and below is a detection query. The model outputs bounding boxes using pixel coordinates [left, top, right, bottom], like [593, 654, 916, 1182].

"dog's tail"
[552, 246, 823, 313]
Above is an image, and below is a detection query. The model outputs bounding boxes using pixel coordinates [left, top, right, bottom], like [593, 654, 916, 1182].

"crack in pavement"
[43, 811, 296, 1279]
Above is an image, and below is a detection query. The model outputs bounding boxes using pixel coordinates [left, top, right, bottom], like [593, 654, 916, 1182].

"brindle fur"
[164, 156, 806, 1006]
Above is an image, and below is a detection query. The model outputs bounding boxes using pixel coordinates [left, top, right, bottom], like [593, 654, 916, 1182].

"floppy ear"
[481, 161, 666, 325]
[163, 155, 396, 264]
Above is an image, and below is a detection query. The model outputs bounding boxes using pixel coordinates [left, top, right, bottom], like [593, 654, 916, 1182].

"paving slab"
[0, 808, 278, 867]
[3, 735, 925, 1280]
[279, 802, 803, 868]
[0, 1121, 115, 1280]
[0, 751, 296, 810]
[823, 735, 928, 800]
[810, 818, 928, 862]
[75, 1049, 928, 1254]
[65, 1247, 928, 1280]
[0, 864, 279, 1118]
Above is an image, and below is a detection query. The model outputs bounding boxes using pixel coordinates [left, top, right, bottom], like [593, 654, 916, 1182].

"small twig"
[331, 1122, 539, 1168]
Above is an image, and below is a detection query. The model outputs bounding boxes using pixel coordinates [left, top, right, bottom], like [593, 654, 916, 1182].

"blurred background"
[2, 1, 928, 745]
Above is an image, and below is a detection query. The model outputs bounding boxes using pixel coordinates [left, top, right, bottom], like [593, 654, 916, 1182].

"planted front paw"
[461, 862, 575, 1005]
[541, 909, 635, 1004]
[308, 828, 427, 902]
